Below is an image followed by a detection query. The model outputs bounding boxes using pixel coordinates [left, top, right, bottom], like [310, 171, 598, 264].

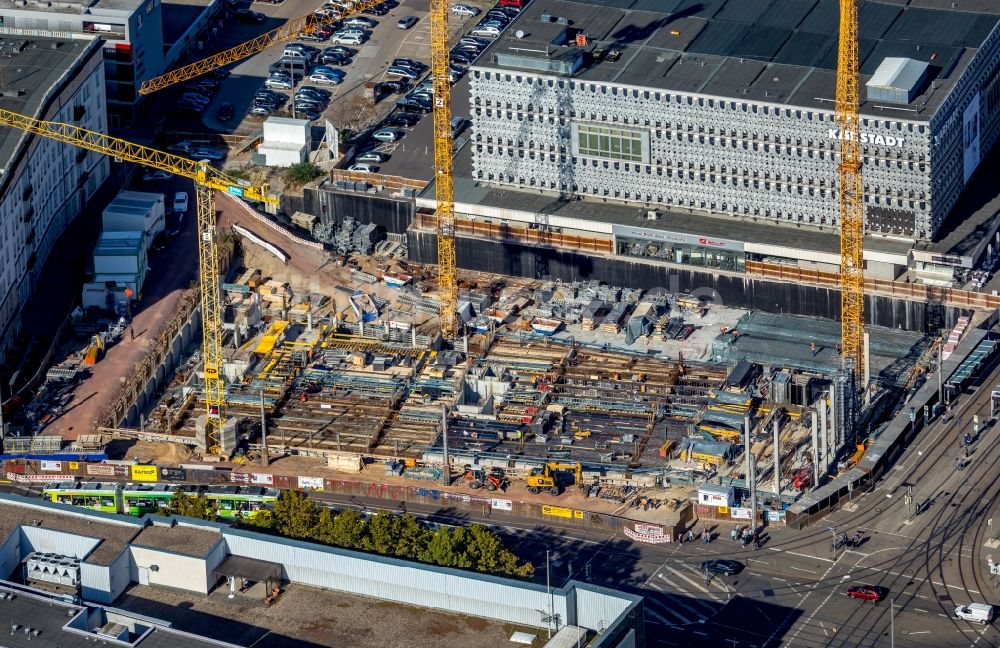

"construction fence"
[746, 261, 1000, 310]
[3, 457, 693, 541]
[414, 212, 614, 255]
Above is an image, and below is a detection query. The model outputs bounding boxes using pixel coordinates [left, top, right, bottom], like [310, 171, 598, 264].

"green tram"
[42, 482, 279, 520]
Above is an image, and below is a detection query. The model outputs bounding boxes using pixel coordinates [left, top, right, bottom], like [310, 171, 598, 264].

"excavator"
[464, 467, 507, 492]
[526, 462, 582, 496]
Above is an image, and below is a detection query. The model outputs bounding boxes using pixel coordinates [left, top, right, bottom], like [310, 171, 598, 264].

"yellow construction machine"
[526, 462, 582, 496]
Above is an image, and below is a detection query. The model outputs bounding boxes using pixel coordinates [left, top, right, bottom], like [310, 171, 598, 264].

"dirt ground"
[116, 581, 541, 648]
[112, 440, 194, 464]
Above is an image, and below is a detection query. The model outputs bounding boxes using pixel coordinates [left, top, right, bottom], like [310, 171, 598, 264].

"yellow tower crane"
[138, 0, 383, 94]
[430, 0, 457, 339]
[0, 108, 278, 448]
[836, 0, 865, 380]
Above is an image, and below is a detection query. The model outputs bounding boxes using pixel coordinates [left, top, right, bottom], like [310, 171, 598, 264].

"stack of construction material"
[260, 280, 292, 311]
[352, 223, 382, 254]
[580, 300, 607, 331]
[600, 303, 631, 333]
[943, 315, 971, 360]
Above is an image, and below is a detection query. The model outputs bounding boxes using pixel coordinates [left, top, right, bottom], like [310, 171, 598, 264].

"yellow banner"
[717, 506, 729, 515]
[573, 509, 584, 519]
[130, 465, 158, 482]
[542, 505, 573, 519]
[68, 462, 79, 471]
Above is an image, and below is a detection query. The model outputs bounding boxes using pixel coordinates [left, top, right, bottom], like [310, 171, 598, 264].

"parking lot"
[163, 0, 498, 172]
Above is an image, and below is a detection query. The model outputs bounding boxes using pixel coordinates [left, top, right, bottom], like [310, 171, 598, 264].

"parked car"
[393, 57, 426, 71]
[499, 0, 525, 6]
[845, 585, 887, 602]
[363, 3, 390, 15]
[320, 51, 351, 65]
[397, 96, 431, 113]
[331, 32, 364, 45]
[309, 72, 341, 85]
[180, 92, 210, 105]
[386, 65, 420, 80]
[385, 111, 421, 127]
[451, 3, 480, 16]
[325, 45, 356, 56]
[449, 51, 473, 66]
[460, 36, 490, 48]
[348, 162, 379, 172]
[344, 16, 377, 28]
[173, 191, 189, 213]
[249, 105, 274, 117]
[470, 25, 501, 37]
[297, 31, 327, 42]
[190, 148, 223, 161]
[296, 86, 332, 99]
[700, 560, 743, 576]
[216, 102, 234, 121]
[396, 15, 418, 29]
[356, 150, 388, 163]
[209, 69, 231, 80]
[166, 141, 193, 154]
[265, 77, 294, 89]
[372, 128, 402, 142]
[142, 169, 173, 182]
[292, 108, 320, 120]
[450, 116, 468, 138]
[235, 8, 265, 23]
[955, 603, 994, 624]
[374, 80, 408, 96]
[285, 42, 320, 55]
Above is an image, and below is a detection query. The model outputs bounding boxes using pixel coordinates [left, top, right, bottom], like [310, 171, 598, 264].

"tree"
[395, 515, 430, 558]
[310, 508, 337, 544]
[330, 508, 368, 549]
[284, 162, 323, 186]
[363, 510, 402, 555]
[420, 527, 457, 567]
[167, 490, 217, 520]
[271, 491, 320, 539]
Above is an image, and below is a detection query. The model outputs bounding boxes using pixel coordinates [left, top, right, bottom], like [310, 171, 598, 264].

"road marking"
[788, 566, 814, 573]
[767, 548, 835, 563]
[662, 566, 717, 598]
[773, 577, 787, 582]
[648, 581, 664, 591]
[776, 551, 845, 646]
[644, 608, 676, 626]
[908, 631, 930, 635]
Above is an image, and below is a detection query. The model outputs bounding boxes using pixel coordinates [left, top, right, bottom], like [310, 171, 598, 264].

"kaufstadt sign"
[611, 224, 744, 252]
[828, 129, 905, 148]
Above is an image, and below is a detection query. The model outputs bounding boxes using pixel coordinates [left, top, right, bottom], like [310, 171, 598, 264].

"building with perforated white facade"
[469, 0, 1000, 243]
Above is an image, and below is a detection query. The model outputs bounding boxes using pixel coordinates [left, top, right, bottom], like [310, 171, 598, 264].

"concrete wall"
[407, 230, 967, 333]
[129, 546, 211, 594]
[0, 529, 20, 581]
[301, 187, 414, 234]
[80, 561, 113, 604]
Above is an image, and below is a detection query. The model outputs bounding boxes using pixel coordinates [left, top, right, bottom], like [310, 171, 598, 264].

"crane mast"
[430, 0, 457, 339]
[0, 108, 276, 451]
[836, 0, 865, 381]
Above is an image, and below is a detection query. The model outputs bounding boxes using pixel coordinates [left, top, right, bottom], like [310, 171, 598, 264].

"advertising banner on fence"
[635, 523, 664, 536]
[130, 465, 158, 482]
[40, 460, 63, 472]
[230, 472, 250, 484]
[490, 498, 513, 511]
[766, 510, 786, 522]
[68, 462, 79, 471]
[731, 507, 752, 519]
[542, 505, 574, 519]
[160, 468, 187, 482]
[298, 476, 324, 491]
[7, 472, 73, 483]
[251, 473, 274, 486]
[624, 525, 671, 544]
[87, 464, 117, 476]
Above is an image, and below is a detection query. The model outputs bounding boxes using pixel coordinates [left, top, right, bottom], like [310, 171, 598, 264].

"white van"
[283, 47, 312, 60]
[955, 603, 994, 624]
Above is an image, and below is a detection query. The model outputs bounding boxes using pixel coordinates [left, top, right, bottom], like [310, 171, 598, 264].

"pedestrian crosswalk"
[643, 564, 730, 627]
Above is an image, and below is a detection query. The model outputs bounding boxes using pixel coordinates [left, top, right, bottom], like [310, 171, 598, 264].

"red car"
[846, 585, 887, 602]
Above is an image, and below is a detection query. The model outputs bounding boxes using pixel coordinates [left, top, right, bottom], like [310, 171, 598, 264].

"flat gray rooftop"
[0, 499, 142, 566]
[0, 584, 233, 648]
[0, 37, 97, 185]
[478, 0, 1000, 121]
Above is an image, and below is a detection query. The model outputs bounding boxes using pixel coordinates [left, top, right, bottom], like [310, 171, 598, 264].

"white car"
[309, 72, 342, 85]
[348, 162, 379, 173]
[142, 169, 173, 182]
[265, 77, 294, 89]
[166, 141, 193, 154]
[331, 33, 364, 45]
[451, 4, 480, 16]
[470, 25, 501, 37]
[190, 148, 223, 161]
[344, 16, 377, 28]
[955, 603, 994, 624]
[173, 192, 189, 213]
